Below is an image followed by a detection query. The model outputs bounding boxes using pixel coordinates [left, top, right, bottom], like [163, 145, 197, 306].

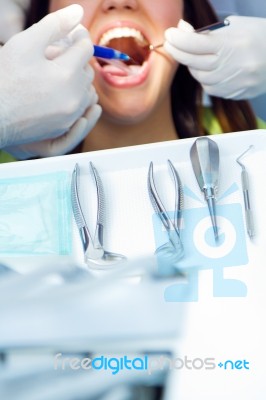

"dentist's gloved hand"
[0, 0, 30, 43]
[0, 4, 101, 159]
[164, 16, 266, 99]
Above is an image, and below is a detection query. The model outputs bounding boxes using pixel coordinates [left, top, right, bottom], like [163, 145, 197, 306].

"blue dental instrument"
[93, 45, 130, 61]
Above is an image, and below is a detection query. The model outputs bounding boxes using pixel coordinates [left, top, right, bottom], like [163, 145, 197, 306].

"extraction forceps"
[190, 137, 220, 242]
[147, 160, 184, 260]
[71, 162, 126, 268]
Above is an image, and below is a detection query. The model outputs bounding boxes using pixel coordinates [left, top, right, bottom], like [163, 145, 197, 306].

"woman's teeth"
[99, 27, 148, 47]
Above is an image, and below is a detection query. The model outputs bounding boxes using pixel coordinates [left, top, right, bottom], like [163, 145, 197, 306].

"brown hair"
[27, 0, 257, 140]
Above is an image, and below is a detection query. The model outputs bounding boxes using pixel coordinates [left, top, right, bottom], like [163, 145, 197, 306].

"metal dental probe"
[148, 19, 230, 51]
[236, 145, 255, 239]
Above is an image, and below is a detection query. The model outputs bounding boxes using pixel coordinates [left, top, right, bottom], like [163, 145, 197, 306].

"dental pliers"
[147, 159, 184, 260]
[71, 162, 126, 268]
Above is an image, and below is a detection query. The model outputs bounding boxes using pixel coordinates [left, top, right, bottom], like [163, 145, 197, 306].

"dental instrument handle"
[190, 136, 219, 243]
[196, 19, 230, 33]
[241, 169, 255, 239]
[93, 45, 130, 61]
[245, 208, 255, 240]
[90, 162, 105, 249]
[71, 164, 103, 262]
[71, 164, 92, 252]
[204, 187, 219, 242]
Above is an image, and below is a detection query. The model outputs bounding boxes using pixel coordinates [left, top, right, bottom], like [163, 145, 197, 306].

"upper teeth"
[99, 27, 147, 46]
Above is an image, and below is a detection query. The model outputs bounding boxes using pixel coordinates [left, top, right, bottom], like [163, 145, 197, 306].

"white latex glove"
[4, 105, 101, 159]
[0, 0, 30, 43]
[164, 16, 266, 99]
[0, 5, 101, 158]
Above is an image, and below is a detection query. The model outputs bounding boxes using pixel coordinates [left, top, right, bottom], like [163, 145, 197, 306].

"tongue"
[101, 62, 142, 76]
[102, 64, 128, 76]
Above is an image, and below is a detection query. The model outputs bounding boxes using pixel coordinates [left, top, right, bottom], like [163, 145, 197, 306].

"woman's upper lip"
[95, 20, 152, 45]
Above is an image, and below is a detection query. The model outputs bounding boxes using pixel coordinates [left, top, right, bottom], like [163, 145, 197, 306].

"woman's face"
[49, 0, 183, 124]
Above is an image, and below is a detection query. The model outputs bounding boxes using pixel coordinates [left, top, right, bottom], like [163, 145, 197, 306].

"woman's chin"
[102, 107, 151, 125]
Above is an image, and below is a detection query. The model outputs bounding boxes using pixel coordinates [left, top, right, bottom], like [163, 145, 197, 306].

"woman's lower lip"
[95, 58, 150, 88]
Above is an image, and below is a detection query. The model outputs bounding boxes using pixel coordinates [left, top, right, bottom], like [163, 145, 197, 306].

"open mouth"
[98, 26, 151, 68]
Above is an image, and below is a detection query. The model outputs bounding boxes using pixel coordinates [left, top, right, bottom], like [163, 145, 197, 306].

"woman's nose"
[102, 0, 138, 12]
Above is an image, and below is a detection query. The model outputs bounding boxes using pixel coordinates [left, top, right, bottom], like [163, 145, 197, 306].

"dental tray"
[0, 129, 266, 274]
